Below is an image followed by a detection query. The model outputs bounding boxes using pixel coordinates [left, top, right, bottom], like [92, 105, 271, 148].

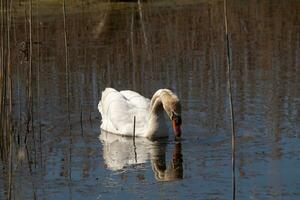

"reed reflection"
[99, 131, 183, 181]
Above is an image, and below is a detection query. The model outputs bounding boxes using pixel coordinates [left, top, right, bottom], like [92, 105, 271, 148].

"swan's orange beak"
[172, 116, 182, 139]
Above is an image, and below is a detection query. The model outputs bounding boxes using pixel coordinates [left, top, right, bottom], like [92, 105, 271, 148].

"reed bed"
[1, 0, 14, 199]
[0, 0, 239, 199]
[1, 0, 40, 198]
[0, 0, 13, 163]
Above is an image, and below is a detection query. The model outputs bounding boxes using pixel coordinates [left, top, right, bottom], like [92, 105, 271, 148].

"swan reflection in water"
[99, 131, 183, 181]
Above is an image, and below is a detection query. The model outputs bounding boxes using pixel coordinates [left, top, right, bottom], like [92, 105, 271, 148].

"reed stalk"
[80, 102, 83, 135]
[223, 0, 236, 199]
[8, 130, 12, 200]
[89, 105, 92, 128]
[130, 8, 135, 64]
[133, 116, 137, 163]
[17, 36, 21, 149]
[63, 0, 71, 131]
[1, 0, 8, 161]
[7, 0, 11, 130]
[7, 0, 13, 198]
[0, 0, 4, 161]
[25, 0, 34, 145]
[36, 0, 43, 168]
[63, 0, 73, 183]
[130, 8, 137, 87]
[137, 0, 148, 49]
[30, 0, 38, 169]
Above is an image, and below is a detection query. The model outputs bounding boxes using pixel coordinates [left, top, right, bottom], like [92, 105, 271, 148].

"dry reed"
[63, 0, 71, 131]
[223, 0, 236, 199]
[133, 116, 137, 163]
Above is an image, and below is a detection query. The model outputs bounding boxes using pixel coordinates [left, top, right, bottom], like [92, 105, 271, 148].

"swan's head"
[171, 111, 182, 139]
[165, 101, 181, 139]
[151, 89, 182, 139]
[160, 91, 182, 139]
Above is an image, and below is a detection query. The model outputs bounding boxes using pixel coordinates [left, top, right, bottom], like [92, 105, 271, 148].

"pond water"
[1, 0, 300, 199]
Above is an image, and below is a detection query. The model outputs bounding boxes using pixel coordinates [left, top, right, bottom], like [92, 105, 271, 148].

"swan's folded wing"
[120, 90, 150, 109]
[98, 88, 150, 136]
[120, 90, 151, 135]
[99, 88, 133, 134]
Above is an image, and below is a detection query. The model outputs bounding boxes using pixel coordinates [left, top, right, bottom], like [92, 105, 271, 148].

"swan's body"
[98, 88, 182, 139]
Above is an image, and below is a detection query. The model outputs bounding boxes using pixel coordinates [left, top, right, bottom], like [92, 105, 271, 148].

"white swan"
[98, 88, 182, 139]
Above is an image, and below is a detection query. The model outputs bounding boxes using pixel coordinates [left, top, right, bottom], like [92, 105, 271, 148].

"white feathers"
[98, 88, 180, 139]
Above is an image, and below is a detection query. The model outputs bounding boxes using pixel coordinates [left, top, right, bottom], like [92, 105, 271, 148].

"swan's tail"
[98, 100, 102, 120]
[98, 88, 118, 117]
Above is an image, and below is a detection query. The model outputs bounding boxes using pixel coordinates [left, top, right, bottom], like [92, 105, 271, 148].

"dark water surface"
[1, 0, 300, 199]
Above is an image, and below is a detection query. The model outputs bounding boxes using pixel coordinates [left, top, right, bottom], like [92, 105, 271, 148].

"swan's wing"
[98, 88, 132, 134]
[120, 90, 150, 109]
[120, 90, 151, 135]
[98, 88, 150, 136]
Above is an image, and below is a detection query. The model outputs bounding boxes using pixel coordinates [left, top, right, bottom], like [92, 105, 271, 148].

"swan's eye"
[171, 111, 176, 119]
[172, 112, 182, 125]
[175, 116, 182, 125]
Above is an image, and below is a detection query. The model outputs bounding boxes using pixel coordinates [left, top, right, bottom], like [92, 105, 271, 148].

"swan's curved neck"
[145, 91, 169, 139]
